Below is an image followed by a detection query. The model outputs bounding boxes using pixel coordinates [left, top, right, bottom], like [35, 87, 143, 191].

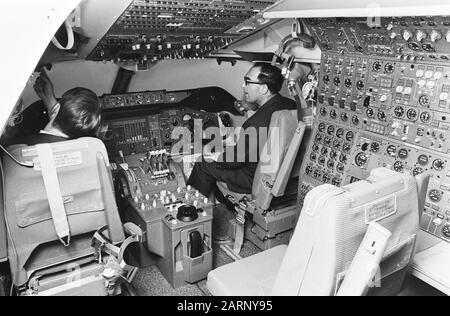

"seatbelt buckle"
[234, 207, 246, 225]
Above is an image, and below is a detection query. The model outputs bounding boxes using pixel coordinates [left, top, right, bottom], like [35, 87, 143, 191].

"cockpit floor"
[131, 240, 261, 296]
[130, 204, 261, 296]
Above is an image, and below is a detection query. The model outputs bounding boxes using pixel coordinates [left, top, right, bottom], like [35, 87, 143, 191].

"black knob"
[176, 205, 198, 222]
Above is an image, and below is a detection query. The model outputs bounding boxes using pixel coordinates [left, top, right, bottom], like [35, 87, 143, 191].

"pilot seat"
[216, 109, 307, 253]
[0, 137, 141, 296]
[207, 168, 430, 296]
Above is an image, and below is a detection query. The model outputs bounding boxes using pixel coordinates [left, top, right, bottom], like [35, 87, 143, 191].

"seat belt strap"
[233, 207, 246, 254]
[36, 144, 71, 247]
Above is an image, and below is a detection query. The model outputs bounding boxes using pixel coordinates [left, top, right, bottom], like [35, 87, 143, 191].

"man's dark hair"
[53, 87, 101, 138]
[253, 62, 285, 95]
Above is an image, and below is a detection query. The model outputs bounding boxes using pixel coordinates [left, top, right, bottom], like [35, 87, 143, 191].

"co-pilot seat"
[1, 137, 133, 295]
[216, 110, 306, 252]
[207, 168, 430, 296]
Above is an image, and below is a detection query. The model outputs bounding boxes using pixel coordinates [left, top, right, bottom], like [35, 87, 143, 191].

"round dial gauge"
[432, 159, 445, 171]
[413, 167, 424, 176]
[417, 154, 429, 166]
[371, 142, 380, 153]
[327, 125, 335, 135]
[384, 63, 395, 74]
[442, 225, 450, 239]
[346, 131, 355, 142]
[356, 80, 365, 90]
[355, 152, 369, 167]
[420, 111, 432, 124]
[343, 143, 352, 154]
[387, 145, 397, 157]
[428, 189, 443, 203]
[419, 95, 430, 107]
[330, 110, 337, 119]
[341, 112, 348, 122]
[372, 61, 382, 72]
[406, 108, 418, 121]
[318, 123, 326, 132]
[345, 78, 352, 88]
[334, 77, 341, 86]
[366, 108, 375, 119]
[393, 161, 405, 172]
[394, 106, 405, 118]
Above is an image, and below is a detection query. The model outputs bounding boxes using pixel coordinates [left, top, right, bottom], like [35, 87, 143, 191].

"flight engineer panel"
[299, 16, 450, 243]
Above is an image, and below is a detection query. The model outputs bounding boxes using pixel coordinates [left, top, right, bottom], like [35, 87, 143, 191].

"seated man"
[187, 62, 296, 198]
[11, 69, 102, 145]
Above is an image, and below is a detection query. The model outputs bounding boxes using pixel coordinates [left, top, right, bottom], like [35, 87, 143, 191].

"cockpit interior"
[0, 0, 449, 296]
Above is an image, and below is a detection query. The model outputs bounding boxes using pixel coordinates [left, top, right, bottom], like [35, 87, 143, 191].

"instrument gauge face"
[393, 161, 404, 172]
[394, 106, 405, 118]
[366, 108, 375, 119]
[432, 159, 445, 171]
[318, 123, 326, 132]
[406, 108, 418, 121]
[345, 78, 352, 88]
[355, 152, 369, 167]
[370, 142, 380, 153]
[336, 128, 345, 139]
[420, 111, 432, 124]
[330, 110, 337, 119]
[442, 225, 450, 239]
[343, 143, 352, 154]
[346, 131, 355, 142]
[387, 145, 397, 157]
[334, 77, 341, 86]
[372, 61, 382, 72]
[384, 63, 395, 74]
[428, 189, 442, 203]
[413, 167, 424, 176]
[327, 125, 335, 135]
[419, 95, 430, 107]
[356, 80, 365, 90]
[417, 154, 429, 166]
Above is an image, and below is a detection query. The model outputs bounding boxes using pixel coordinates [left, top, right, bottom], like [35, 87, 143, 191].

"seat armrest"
[123, 222, 144, 243]
[336, 222, 392, 296]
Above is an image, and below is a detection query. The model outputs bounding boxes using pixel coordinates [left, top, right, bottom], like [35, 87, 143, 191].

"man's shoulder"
[275, 95, 297, 110]
[10, 133, 68, 146]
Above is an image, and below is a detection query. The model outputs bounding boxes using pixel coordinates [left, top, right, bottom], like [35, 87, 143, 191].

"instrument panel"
[300, 17, 450, 243]
[101, 107, 218, 157]
[88, 0, 278, 64]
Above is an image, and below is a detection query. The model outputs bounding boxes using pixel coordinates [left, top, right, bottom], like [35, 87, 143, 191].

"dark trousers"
[187, 162, 253, 197]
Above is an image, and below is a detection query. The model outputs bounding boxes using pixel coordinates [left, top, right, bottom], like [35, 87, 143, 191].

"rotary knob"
[402, 30, 413, 41]
[415, 30, 427, 42]
[176, 205, 198, 222]
[430, 30, 442, 42]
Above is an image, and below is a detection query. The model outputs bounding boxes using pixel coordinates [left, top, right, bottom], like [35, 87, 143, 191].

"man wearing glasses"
[187, 62, 297, 201]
